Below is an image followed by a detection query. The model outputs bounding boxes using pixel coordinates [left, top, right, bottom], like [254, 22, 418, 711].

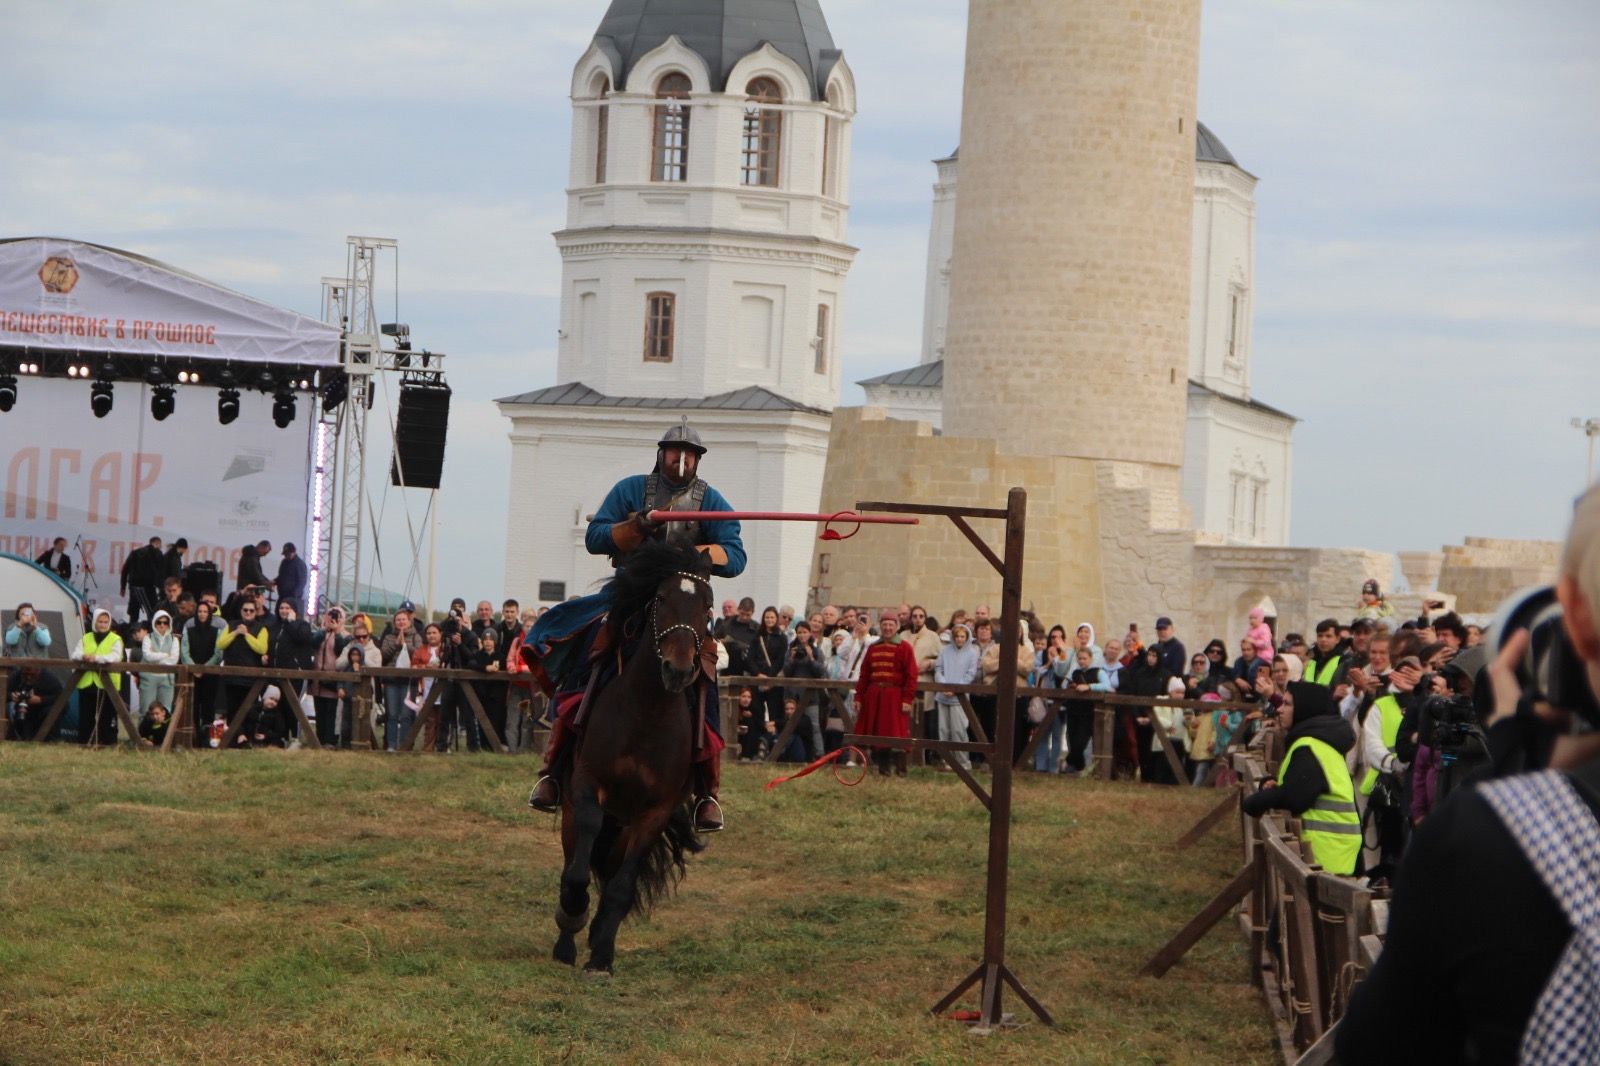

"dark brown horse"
[552, 540, 710, 975]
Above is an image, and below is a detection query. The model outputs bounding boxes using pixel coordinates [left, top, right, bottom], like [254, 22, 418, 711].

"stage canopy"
[0, 237, 339, 366]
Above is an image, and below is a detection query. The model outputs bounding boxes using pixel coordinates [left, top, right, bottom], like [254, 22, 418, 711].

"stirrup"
[529, 774, 561, 813]
[692, 796, 724, 833]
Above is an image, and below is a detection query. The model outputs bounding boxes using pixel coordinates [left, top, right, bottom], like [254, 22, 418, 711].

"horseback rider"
[526, 418, 746, 832]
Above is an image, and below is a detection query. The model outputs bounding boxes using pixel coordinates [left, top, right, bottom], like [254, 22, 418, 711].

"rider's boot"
[528, 705, 574, 812]
[692, 755, 724, 833]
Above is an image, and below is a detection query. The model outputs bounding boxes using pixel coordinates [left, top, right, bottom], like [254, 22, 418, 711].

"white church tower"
[498, 0, 857, 609]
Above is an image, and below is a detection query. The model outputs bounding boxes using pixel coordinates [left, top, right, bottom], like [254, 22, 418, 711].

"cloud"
[6, 0, 1597, 600]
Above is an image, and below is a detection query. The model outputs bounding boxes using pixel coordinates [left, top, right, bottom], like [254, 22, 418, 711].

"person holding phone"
[5, 603, 52, 660]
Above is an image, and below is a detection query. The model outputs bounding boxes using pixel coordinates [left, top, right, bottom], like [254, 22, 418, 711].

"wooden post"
[0, 671, 8, 742]
[30, 669, 83, 742]
[1138, 858, 1259, 977]
[353, 675, 375, 749]
[168, 669, 195, 751]
[458, 680, 509, 753]
[217, 680, 267, 751]
[1091, 704, 1110, 780]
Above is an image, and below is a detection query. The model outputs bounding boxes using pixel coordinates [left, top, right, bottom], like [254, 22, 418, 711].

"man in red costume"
[854, 609, 919, 776]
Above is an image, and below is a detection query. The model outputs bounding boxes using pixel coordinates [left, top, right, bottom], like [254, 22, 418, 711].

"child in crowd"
[1245, 608, 1273, 662]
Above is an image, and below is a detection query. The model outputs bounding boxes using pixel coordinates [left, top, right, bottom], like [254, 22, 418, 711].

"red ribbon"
[763, 746, 868, 790]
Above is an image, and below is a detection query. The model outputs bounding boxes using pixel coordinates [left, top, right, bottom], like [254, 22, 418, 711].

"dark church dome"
[592, 0, 841, 100]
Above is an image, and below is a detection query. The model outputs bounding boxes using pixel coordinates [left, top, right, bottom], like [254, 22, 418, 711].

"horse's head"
[651, 566, 713, 692]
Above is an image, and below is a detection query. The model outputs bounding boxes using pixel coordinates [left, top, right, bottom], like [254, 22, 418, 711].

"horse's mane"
[602, 540, 712, 638]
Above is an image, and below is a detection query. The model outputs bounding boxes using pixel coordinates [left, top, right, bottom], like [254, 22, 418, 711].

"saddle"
[562, 613, 717, 758]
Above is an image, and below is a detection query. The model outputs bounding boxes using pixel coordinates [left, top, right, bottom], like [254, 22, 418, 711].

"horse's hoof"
[582, 964, 613, 980]
[552, 941, 577, 967]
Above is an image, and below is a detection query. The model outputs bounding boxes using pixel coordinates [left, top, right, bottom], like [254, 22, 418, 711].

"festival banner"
[0, 237, 339, 366]
[0, 377, 313, 610]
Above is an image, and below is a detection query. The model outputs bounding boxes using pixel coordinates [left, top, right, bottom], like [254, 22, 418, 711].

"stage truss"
[311, 235, 446, 617]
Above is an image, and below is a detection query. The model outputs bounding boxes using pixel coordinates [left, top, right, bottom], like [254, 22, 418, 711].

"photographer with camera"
[4, 603, 53, 660]
[6, 663, 63, 741]
[1338, 484, 1600, 1063]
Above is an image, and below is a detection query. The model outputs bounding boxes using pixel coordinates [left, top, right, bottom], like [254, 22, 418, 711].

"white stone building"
[498, 0, 857, 609]
[863, 124, 1297, 546]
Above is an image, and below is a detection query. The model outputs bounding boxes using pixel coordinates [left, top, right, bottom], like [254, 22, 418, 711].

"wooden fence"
[719, 673, 1258, 783]
[1141, 748, 1390, 1064]
[0, 658, 545, 755]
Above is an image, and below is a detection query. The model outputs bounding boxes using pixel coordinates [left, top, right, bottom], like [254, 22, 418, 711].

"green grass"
[0, 748, 1275, 1065]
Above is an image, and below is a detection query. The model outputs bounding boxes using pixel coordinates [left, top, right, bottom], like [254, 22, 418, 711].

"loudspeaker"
[391, 380, 451, 490]
[183, 561, 220, 600]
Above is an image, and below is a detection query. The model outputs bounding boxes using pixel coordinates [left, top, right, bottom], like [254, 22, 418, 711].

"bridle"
[649, 570, 713, 672]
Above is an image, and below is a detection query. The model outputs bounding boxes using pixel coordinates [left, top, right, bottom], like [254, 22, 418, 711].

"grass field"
[0, 748, 1276, 1065]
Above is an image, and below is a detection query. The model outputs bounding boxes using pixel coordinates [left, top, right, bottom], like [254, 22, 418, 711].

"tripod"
[73, 534, 99, 604]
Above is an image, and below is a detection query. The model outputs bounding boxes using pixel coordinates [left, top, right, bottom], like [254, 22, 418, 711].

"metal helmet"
[657, 416, 707, 456]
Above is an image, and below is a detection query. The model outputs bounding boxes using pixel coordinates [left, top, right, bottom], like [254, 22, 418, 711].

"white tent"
[0, 552, 86, 659]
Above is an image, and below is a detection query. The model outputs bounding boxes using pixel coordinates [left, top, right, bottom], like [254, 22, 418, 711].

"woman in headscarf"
[141, 610, 180, 717]
[70, 609, 123, 745]
[1121, 644, 1172, 780]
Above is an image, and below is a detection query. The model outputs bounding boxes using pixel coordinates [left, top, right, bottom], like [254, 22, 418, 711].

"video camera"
[1490, 586, 1600, 731]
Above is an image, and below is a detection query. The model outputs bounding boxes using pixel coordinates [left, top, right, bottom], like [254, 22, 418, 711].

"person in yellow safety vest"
[70, 608, 125, 746]
[1303, 618, 1348, 694]
[1242, 680, 1361, 875]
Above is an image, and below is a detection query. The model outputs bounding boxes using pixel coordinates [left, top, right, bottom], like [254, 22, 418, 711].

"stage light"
[217, 369, 240, 425]
[146, 364, 165, 387]
[151, 384, 176, 421]
[272, 386, 297, 429]
[321, 370, 348, 412]
[90, 378, 114, 418]
[67, 365, 80, 378]
[0, 372, 16, 412]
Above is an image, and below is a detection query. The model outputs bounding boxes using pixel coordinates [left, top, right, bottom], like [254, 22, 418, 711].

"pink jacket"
[1246, 622, 1274, 661]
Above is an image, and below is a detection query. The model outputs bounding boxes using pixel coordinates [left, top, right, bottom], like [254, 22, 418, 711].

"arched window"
[643, 292, 675, 362]
[593, 75, 610, 184]
[822, 84, 842, 197]
[741, 78, 783, 187]
[652, 73, 691, 182]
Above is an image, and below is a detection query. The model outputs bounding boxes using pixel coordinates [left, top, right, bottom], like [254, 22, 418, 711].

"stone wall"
[807, 407, 1105, 624]
[1437, 536, 1562, 614]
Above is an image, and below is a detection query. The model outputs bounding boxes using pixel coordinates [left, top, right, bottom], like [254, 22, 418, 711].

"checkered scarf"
[1480, 770, 1600, 1065]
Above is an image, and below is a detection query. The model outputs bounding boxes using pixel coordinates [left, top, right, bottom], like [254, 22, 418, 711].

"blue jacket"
[584, 474, 746, 579]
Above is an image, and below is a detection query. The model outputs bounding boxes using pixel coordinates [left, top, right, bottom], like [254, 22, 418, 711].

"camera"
[1490, 586, 1600, 731]
[1426, 694, 1480, 757]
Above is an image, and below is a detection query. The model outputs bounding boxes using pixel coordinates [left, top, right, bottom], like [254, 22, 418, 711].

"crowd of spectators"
[711, 588, 1490, 873]
[7, 531, 557, 753]
[10, 530, 1486, 848]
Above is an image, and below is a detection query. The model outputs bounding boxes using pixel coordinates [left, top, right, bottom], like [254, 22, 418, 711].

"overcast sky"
[5, 0, 1598, 604]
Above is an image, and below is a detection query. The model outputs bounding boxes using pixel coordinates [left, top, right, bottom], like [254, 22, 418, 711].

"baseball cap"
[398, 600, 416, 613]
[1156, 616, 1173, 629]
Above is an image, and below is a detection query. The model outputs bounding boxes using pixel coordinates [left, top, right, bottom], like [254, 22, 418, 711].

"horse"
[552, 540, 712, 975]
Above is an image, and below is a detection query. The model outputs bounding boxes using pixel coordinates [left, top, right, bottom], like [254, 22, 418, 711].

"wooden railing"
[0, 657, 544, 755]
[719, 673, 1257, 781]
[1142, 749, 1390, 1064]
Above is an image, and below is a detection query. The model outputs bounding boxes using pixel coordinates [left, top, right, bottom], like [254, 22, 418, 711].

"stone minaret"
[941, 0, 1202, 470]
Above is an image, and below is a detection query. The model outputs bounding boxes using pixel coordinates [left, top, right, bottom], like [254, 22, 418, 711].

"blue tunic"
[524, 475, 745, 690]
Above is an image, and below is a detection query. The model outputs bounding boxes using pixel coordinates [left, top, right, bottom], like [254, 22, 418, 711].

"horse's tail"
[629, 804, 705, 918]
